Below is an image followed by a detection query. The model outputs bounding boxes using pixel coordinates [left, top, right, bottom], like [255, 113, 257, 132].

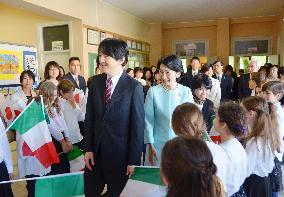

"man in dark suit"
[84, 38, 144, 197]
[64, 57, 87, 93]
[213, 60, 233, 101]
[238, 60, 259, 101]
[180, 56, 200, 87]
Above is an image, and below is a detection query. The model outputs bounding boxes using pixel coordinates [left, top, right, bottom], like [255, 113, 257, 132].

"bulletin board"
[0, 42, 38, 88]
[88, 53, 97, 77]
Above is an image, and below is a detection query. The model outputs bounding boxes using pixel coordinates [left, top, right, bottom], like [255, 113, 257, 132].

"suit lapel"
[67, 72, 79, 89]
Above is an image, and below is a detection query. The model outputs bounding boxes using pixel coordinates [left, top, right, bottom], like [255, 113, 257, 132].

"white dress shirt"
[274, 102, 284, 161]
[220, 138, 248, 196]
[0, 119, 13, 174]
[245, 137, 274, 177]
[208, 77, 221, 108]
[135, 78, 146, 86]
[107, 69, 123, 96]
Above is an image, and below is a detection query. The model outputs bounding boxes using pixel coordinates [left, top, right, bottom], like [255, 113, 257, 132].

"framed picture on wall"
[131, 41, 137, 49]
[87, 28, 99, 45]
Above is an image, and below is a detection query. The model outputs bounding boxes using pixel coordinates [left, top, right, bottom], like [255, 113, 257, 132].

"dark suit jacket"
[84, 72, 144, 169]
[63, 72, 87, 93]
[213, 73, 233, 101]
[238, 73, 252, 101]
[202, 99, 215, 131]
[180, 69, 198, 88]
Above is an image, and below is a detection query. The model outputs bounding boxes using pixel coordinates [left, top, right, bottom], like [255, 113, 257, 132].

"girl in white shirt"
[58, 79, 85, 147]
[38, 81, 72, 175]
[171, 102, 228, 192]
[0, 118, 13, 197]
[213, 102, 248, 197]
[241, 96, 281, 197]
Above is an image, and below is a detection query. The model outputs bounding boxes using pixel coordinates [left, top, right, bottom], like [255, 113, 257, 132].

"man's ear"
[119, 57, 125, 65]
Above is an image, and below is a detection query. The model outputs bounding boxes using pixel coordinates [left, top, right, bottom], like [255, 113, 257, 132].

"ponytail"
[268, 102, 281, 153]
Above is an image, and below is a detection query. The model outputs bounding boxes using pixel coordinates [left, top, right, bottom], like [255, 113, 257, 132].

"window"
[43, 25, 69, 51]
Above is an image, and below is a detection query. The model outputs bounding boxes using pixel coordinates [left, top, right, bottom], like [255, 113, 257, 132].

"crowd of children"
[0, 52, 284, 197]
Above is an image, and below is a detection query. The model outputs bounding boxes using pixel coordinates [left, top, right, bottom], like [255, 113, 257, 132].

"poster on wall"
[0, 43, 38, 87]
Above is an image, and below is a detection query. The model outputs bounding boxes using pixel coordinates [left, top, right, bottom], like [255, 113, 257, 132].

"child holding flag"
[38, 81, 72, 175]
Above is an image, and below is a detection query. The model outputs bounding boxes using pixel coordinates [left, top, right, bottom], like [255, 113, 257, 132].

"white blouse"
[59, 97, 84, 144]
[274, 102, 284, 162]
[245, 137, 274, 177]
[48, 106, 69, 142]
[206, 141, 228, 192]
[220, 138, 248, 196]
[208, 77, 221, 109]
[0, 119, 13, 174]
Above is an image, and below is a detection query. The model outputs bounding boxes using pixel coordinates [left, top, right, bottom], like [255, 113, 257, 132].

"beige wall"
[162, 21, 217, 57]
[162, 16, 279, 65]
[230, 17, 278, 54]
[0, 3, 57, 46]
[1, 0, 159, 78]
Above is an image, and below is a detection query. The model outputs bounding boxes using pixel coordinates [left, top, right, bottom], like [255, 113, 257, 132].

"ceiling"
[105, 0, 284, 22]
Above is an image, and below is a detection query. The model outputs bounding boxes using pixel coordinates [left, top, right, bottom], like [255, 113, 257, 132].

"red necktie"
[105, 78, 112, 108]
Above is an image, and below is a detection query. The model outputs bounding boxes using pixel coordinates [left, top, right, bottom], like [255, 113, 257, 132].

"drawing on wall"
[0, 50, 22, 80]
[0, 43, 38, 86]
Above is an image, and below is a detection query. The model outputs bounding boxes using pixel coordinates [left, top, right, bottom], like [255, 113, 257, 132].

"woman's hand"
[148, 144, 158, 165]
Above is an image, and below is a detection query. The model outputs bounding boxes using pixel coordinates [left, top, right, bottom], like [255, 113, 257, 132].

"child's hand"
[61, 141, 71, 153]
[66, 140, 73, 152]
[68, 96, 76, 109]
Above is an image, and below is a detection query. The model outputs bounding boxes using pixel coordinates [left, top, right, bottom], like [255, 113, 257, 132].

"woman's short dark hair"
[159, 55, 183, 73]
[44, 61, 60, 80]
[20, 70, 35, 83]
[59, 66, 65, 76]
[96, 55, 100, 66]
[200, 63, 213, 73]
[191, 73, 212, 90]
[134, 67, 143, 75]
[98, 38, 129, 66]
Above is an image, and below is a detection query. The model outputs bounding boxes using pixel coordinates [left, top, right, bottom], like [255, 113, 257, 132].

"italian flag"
[68, 146, 85, 172]
[35, 172, 84, 197]
[120, 167, 167, 197]
[7, 97, 59, 168]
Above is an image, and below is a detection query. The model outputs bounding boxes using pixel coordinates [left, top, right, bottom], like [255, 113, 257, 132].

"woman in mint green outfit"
[144, 55, 194, 166]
